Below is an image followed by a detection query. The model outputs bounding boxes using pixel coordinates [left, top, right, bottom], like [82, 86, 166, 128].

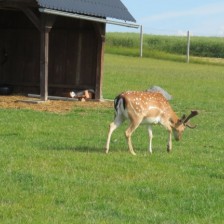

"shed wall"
[0, 11, 40, 93]
[0, 10, 99, 96]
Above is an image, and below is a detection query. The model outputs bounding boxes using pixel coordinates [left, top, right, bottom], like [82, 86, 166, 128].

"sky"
[106, 0, 224, 36]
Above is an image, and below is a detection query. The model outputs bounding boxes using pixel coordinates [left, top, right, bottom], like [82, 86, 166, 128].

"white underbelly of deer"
[142, 116, 161, 125]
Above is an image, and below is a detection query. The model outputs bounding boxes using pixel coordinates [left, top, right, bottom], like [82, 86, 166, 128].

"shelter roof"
[36, 0, 136, 22]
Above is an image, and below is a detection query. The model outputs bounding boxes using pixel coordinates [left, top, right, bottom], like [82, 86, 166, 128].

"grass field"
[105, 33, 224, 63]
[0, 54, 224, 223]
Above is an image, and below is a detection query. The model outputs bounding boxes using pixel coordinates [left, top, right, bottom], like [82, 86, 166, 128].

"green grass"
[0, 54, 224, 223]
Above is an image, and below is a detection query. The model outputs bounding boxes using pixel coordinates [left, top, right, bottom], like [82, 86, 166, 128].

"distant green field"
[106, 32, 224, 63]
[0, 54, 223, 223]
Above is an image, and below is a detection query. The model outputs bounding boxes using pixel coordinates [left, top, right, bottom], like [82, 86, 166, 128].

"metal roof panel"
[37, 0, 136, 22]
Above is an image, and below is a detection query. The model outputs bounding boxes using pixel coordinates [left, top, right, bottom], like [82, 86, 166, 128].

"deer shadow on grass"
[0, 133, 19, 137]
[40, 144, 167, 155]
[43, 145, 104, 153]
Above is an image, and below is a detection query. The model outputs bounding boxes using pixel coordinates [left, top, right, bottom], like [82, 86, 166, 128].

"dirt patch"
[0, 95, 113, 113]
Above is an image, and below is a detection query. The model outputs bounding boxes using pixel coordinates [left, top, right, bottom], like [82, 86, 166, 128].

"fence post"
[140, 25, 143, 58]
[186, 30, 190, 63]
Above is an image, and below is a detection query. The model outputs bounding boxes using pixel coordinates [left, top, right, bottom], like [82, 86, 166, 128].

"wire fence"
[106, 31, 224, 61]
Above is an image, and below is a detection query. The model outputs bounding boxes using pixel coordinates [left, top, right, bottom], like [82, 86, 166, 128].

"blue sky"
[107, 0, 224, 36]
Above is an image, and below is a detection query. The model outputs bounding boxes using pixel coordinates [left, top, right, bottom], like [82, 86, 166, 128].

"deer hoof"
[130, 151, 136, 156]
[167, 145, 171, 153]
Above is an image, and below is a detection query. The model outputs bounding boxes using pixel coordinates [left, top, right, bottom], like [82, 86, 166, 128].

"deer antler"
[183, 110, 199, 128]
[184, 110, 199, 123]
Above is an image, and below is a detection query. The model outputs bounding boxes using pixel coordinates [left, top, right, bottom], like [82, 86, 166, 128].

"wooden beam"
[0, 1, 37, 9]
[40, 28, 49, 101]
[4, 82, 94, 90]
[20, 7, 41, 31]
[94, 23, 106, 100]
[0, 2, 41, 31]
[40, 14, 55, 101]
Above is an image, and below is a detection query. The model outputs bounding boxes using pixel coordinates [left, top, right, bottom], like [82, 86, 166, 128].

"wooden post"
[95, 23, 106, 100]
[140, 25, 143, 58]
[40, 27, 49, 101]
[40, 14, 54, 101]
[186, 30, 190, 63]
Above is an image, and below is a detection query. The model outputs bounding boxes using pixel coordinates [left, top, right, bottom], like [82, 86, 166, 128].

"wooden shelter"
[0, 0, 136, 100]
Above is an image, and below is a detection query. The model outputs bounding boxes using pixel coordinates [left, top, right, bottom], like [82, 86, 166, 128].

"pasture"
[0, 54, 224, 223]
[106, 33, 224, 64]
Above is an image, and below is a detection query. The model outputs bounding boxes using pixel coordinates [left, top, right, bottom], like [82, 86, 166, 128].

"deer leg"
[167, 129, 172, 152]
[125, 120, 141, 155]
[148, 126, 153, 154]
[105, 116, 124, 154]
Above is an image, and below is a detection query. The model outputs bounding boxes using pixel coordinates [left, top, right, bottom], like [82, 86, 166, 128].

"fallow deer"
[105, 91, 198, 155]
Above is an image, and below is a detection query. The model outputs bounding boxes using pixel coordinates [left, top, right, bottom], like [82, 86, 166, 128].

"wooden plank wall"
[0, 10, 99, 96]
[0, 11, 40, 93]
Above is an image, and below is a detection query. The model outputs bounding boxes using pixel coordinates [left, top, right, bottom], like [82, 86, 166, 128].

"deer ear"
[169, 118, 175, 124]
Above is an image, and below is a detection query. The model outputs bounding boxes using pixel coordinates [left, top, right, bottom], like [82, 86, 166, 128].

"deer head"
[173, 110, 199, 141]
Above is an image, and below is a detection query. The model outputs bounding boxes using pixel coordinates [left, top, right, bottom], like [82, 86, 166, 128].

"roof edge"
[39, 8, 140, 28]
